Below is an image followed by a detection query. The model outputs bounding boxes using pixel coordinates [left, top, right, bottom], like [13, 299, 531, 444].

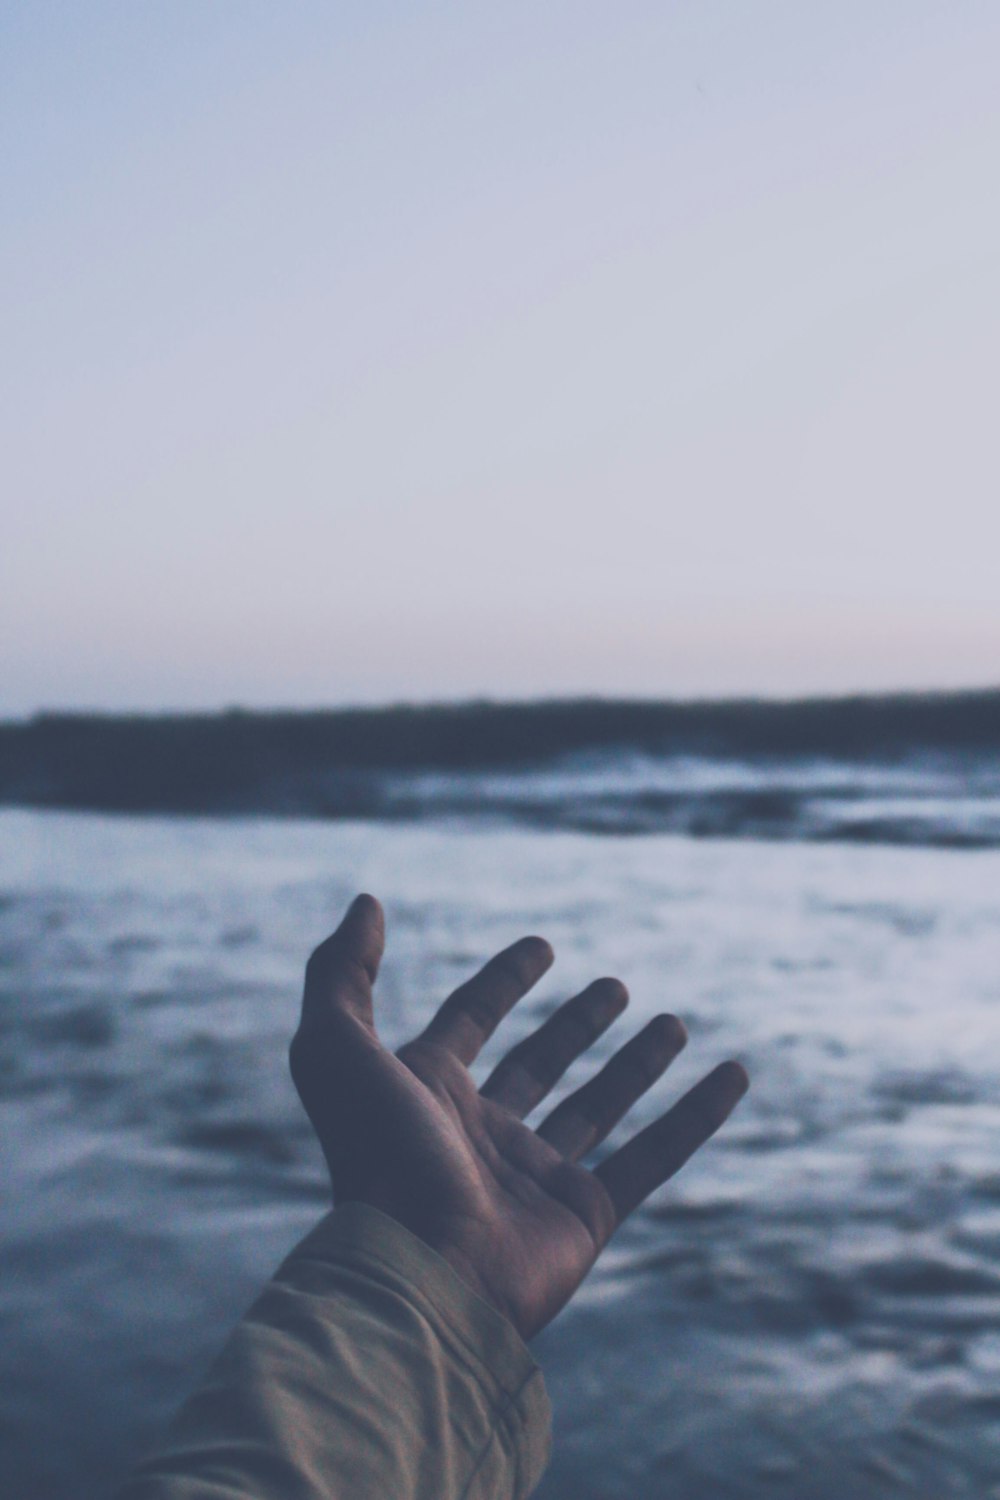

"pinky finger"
[594, 1061, 749, 1226]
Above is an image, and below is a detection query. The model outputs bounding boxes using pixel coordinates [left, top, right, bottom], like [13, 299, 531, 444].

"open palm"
[290, 895, 748, 1340]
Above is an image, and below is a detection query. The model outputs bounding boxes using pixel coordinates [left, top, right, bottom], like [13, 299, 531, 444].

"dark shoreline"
[0, 690, 998, 824]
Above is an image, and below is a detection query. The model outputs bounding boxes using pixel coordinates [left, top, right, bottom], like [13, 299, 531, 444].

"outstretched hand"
[290, 895, 748, 1340]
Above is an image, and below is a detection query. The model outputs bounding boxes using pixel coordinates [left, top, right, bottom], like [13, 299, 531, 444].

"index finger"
[417, 936, 554, 1065]
[594, 1061, 749, 1224]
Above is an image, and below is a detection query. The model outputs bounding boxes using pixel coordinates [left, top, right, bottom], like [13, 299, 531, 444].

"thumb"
[292, 895, 386, 1189]
[300, 893, 385, 1032]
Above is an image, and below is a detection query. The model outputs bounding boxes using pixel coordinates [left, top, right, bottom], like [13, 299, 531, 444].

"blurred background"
[3, 3, 1000, 1496]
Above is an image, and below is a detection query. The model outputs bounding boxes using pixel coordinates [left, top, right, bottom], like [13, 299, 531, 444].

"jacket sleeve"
[117, 1201, 551, 1500]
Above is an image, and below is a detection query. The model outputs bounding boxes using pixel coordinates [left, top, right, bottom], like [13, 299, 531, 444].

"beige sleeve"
[118, 1202, 551, 1500]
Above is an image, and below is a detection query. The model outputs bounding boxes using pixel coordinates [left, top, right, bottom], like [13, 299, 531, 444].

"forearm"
[118, 1203, 551, 1500]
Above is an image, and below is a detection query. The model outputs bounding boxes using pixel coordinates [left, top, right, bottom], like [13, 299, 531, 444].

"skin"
[290, 893, 749, 1342]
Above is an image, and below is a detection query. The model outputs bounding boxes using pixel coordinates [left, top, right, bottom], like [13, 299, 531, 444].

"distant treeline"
[1, 691, 998, 818]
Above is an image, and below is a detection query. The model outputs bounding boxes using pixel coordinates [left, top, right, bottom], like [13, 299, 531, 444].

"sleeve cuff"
[283, 1201, 552, 1497]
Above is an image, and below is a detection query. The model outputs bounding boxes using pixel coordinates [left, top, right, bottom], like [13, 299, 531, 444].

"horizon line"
[5, 681, 1000, 728]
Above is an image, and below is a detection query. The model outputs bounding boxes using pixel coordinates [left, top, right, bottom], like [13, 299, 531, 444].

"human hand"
[290, 895, 748, 1340]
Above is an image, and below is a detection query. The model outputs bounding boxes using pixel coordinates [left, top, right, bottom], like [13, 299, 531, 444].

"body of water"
[3, 788, 1000, 1497]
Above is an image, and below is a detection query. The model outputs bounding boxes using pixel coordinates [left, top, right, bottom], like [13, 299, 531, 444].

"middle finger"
[536, 1012, 688, 1160]
[480, 977, 628, 1117]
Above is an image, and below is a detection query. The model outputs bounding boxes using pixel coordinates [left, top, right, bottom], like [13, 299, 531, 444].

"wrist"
[433, 1243, 518, 1332]
[340, 1192, 520, 1333]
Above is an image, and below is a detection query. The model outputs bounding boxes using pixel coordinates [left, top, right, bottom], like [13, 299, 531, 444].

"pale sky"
[3, 1, 999, 715]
